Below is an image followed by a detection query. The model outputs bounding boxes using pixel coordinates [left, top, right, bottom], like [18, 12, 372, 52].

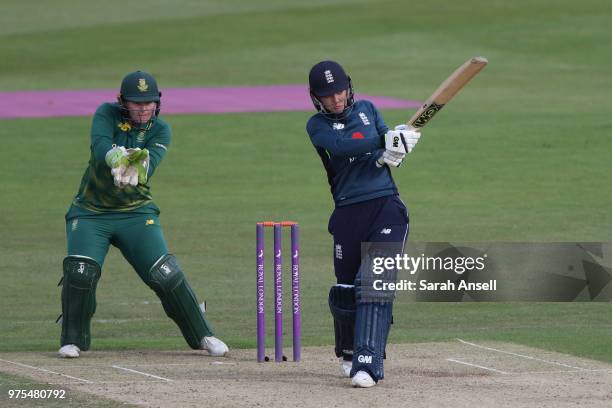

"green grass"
[1, 0, 611, 364]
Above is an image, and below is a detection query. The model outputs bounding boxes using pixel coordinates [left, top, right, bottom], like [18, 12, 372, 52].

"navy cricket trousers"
[328, 195, 409, 285]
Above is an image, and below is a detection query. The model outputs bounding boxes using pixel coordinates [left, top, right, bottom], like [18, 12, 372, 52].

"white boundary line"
[0, 358, 92, 383]
[447, 358, 509, 374]
[456, 339, 589, 371]
[112, 365, 172, 382]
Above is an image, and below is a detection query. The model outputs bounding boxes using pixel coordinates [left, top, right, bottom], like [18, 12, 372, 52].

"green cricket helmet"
[120, 70, 161, 102]
[118, 70, 162, 129]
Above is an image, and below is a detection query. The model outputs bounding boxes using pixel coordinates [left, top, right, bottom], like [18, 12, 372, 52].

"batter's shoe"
[351, 370, 376, 388]
[201, 336, 229, 356]
[58, 344, 80, 358]
[340, 358, 352, 378]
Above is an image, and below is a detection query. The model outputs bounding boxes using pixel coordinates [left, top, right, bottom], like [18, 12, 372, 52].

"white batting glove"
[393, 124, 421, 153]
[383, 130, 407, 155]
[382, 150, 405, 167]
[376, 125, 421, 168]
[375, 150, 405, 168]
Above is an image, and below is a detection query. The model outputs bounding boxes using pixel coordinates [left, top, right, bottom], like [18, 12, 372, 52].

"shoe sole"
[352, 380, 376, 388]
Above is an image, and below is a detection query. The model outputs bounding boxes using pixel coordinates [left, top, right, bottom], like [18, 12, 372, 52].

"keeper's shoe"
[340, 358, 352, 378]
[201, 336, 229, 357]
[351, 370, 376, 388]
[58, 344, 80, 358]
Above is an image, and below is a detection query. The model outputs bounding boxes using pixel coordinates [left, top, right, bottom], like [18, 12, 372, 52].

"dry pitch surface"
[1, 341, 611, 407]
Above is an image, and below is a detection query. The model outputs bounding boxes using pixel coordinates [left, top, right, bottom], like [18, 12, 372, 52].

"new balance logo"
[357, 355, 372, 364]
[393, 136, 399, 148]
[332, 123, 344, 130]
[380, 228, 392, 234]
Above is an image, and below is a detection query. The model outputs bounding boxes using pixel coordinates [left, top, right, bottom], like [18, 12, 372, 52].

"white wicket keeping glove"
[105, 146, 130, 187]
[110, 166, 126, 187]
[105, 146, 129, 168]
[119, 165, 139, 187]
[126, 148, 150, 185]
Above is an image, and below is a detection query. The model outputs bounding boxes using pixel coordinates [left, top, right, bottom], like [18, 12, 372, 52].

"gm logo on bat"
[413, 102, 445, 128]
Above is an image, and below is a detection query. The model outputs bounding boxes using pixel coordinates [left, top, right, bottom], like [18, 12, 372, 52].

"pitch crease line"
[446, 358, 509, 374]
[513, 368, 612, 375]
[112, 365, 173, 382]
[0, 358, 92, 383]
[456, 339, 588, 371]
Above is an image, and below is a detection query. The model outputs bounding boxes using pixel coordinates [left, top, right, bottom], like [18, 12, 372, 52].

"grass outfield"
[1, 0, 611, 363]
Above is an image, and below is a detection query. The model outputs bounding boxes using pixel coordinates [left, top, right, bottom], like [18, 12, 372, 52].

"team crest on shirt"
[359, 113, 370, 125]
[332, 123, 345, 130]
[118, 122, 132, 132]
[335, 244, 343, 259]
[137, 131, 146, 143]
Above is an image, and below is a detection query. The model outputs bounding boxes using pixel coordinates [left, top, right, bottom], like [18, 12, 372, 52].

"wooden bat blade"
[409, 56, 488, 129]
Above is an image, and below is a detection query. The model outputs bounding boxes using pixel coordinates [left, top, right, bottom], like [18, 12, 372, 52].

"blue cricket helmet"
[308, 60, 355, 114]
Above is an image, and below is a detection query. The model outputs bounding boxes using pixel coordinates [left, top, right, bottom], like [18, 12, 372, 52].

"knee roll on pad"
[149, 254, 185, 294]
[61, 256, 101, 350]
[149, 254, 214, 348]
[64, 256, 100, 286]
[328, 285, 356, 359]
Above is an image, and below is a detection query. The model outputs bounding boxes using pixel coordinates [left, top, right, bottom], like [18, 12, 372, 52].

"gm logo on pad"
[357, 355, 372, 364]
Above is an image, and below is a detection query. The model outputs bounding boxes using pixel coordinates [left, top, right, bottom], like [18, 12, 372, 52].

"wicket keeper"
[58, 71, 228, 358]
[307, 61, 420, 387]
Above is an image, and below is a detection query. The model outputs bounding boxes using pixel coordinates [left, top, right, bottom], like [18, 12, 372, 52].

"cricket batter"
[306, 61, 420, 387]
[58, 71, 228, 358]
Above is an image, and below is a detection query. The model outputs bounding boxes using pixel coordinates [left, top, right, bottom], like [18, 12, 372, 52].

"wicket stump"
[256, 221, 301, 362]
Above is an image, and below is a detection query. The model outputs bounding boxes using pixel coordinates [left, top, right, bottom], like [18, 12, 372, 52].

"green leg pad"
[148, 254, 214, 348]
[61, 256, 101, 350]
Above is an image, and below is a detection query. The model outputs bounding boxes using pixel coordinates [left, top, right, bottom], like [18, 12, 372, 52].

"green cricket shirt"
[66, 102, 171, 220]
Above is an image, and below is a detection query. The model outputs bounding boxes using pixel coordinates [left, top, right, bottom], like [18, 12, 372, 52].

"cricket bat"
[406, 56, 488, 130]
[377, 57, 487, 167]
